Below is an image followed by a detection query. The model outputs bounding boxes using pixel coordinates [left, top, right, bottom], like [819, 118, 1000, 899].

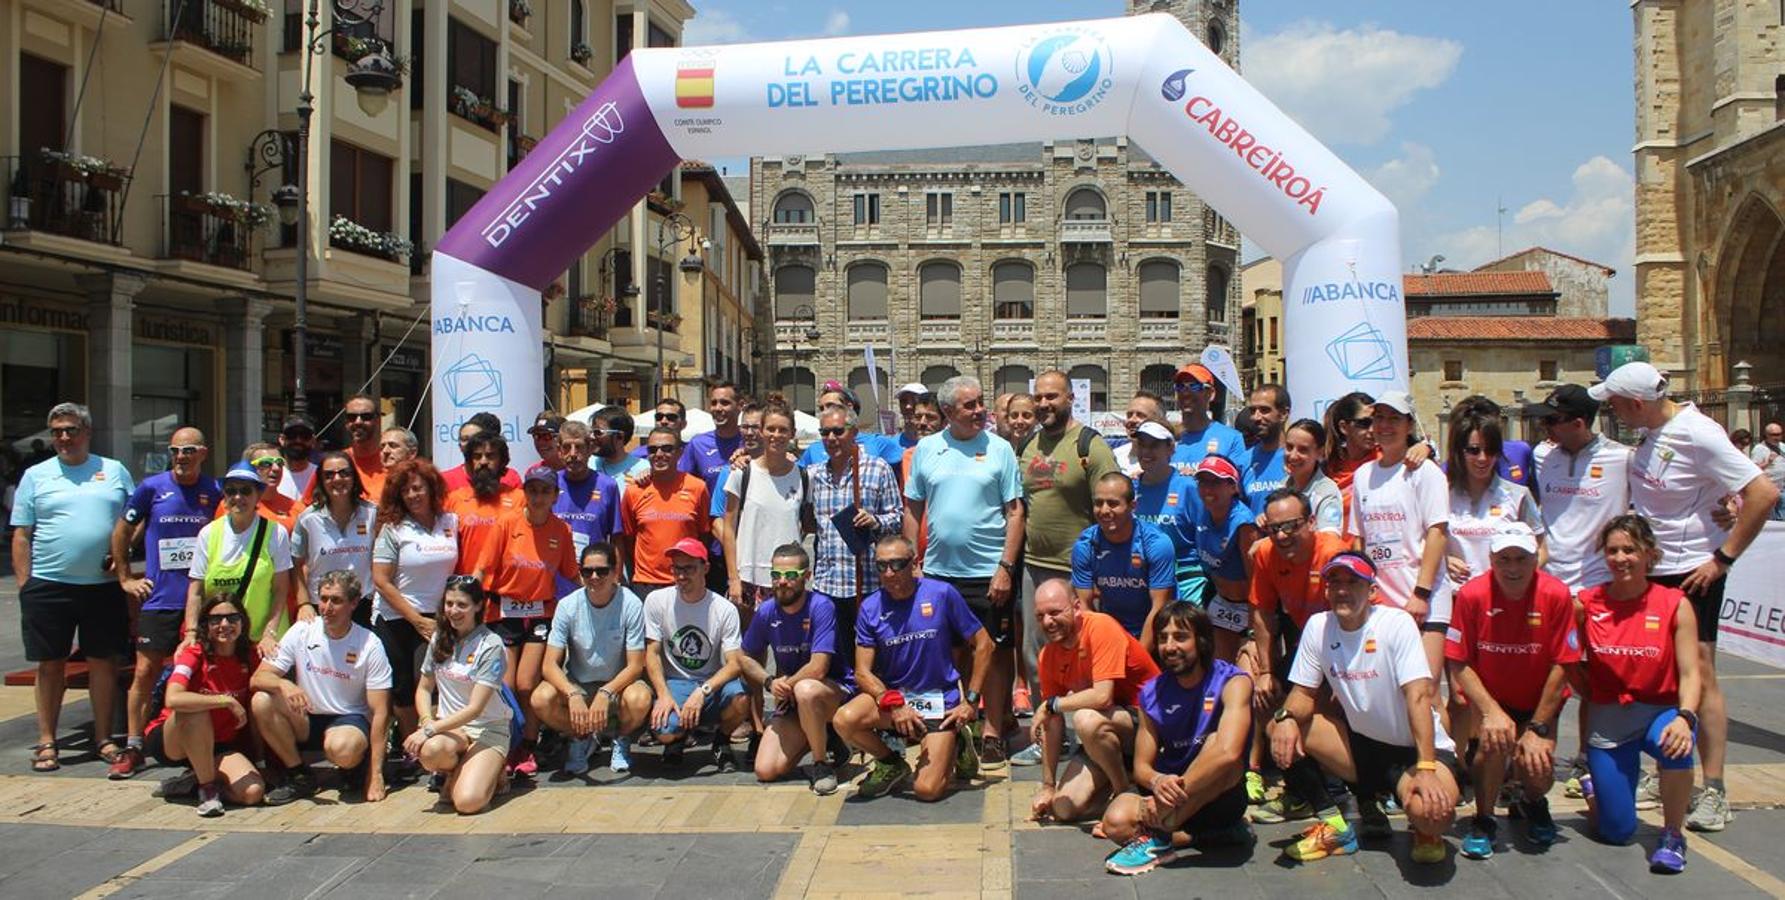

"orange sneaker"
[1286, 820, 1358, 862]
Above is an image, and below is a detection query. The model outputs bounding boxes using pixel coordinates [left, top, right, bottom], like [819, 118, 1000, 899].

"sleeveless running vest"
[1581, 582, 1682, 706]
[1140, 658, 1242, 775]
[203, 517, 285, 640]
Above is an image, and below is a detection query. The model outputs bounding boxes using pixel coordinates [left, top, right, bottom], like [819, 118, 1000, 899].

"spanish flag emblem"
[1363, 638, 1377, 653]
[676, 62, 715, 108]
[1202, 695, 1216, 714]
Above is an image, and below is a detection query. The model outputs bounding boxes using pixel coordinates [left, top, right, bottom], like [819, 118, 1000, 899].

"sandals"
[30, 742, 60, 773]
[96, 740, 126, 766]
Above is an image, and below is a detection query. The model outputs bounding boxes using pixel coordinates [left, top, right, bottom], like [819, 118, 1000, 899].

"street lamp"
[651, 211, 701, 403]
[597, 245, 638, 331]
[969, 336, 986, 385]
[790, 302, 821, 411]
[245, 0, 400, 417]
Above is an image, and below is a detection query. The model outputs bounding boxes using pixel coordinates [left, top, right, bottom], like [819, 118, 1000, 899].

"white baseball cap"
[1134, 421, 1173, 442]
[1587, 362, 1668, 402]
[1489, 523, 1538, 556]
[896, 382, 929, 399]
[1371, 389, 1415, 416]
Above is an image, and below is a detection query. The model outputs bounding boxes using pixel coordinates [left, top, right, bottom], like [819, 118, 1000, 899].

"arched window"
[848, 366, 892, 429]
[994, 364, 1034, 398]
[921, 365, 959, 389]
[919, 261, 962, 320]
[775, 265, 815, 320]
[847, 262, 888, 321]
[1066, 262, 1107, 318]
[992, 261, 1034, 320]
[777, 367, 816, 413]
[773, 192, 814, 224]
[1069, 364, 1109, 411]
[1206, 264, 1230, 323]
[1140, 364, 1177, 399]
[570, 0, 586, 52]
[1065, 187, 1107, 221]
[1138, 260, 1180, 319]
[1206, 22, 1225, 55]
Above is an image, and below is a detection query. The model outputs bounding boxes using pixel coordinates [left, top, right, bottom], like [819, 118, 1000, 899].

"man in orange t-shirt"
[446, 433, 521, 576]
[1029, 579, 1160, 823]
[342, 394, 388, 501]
[620, 428, 711, 593]
[1247, 488, 1353, 696]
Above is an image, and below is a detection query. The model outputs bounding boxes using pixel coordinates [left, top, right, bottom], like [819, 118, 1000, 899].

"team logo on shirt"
[1509, 466, 1523, 481]
[1130, 554, 1144, 569]
[93, 471, 106, 481]
[1202, 695, 1216, 714]
[1166, 492, 1179, 506]
[1489, 506, 1503, 517]
[1589, 465, 1604, 479]
[1526, 610, 1542, 627]
[199, 494, 211, 505]
[974, 453, 986, 462]
[548, 537, 560, 549]
[920, 602, 934, 617]
[345, 651, 359, 664]
[1206, 440, 1218, 453]
[465, 651, 476, 664]
[592, 490, 603, 501]
[1363, 638, 1377, 653]
[356, 523, 368, 534]
[1645, 614, 1662, 631]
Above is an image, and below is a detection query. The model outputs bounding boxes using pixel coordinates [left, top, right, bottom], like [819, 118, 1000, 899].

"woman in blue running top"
[1191, 456, 1257, 662]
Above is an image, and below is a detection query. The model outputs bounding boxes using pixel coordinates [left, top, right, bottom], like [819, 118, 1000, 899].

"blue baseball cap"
[222, 462, 264, 486]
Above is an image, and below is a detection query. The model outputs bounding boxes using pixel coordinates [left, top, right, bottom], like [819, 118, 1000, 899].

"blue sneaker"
[1105, 833, 1177, 876]
[1649, 827, 1687, 874]
[1521, 795, 1558, 847]
[563, 736, 595, 776]
[609, 736, 633, 774]
[1461, 816, 1496, 860]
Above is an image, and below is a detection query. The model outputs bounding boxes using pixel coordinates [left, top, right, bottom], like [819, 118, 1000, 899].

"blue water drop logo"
[1161, 68, 1193, 102]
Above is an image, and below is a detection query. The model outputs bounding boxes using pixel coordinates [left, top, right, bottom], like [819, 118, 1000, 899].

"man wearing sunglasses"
[1172, 364, 1245, 468]
[805, 408, 903, 628]
[737, 543, 852, 794]
[630, 399, 688, 459]
[109, 426, 219, 779]
[535, 542, 652, 775]
[528, 412, 567, 471]
[620, 428, 711, 595]
[275, 415, 320, 503]
[12, 402, 135, 774]
[590, 406, 650, 503]
[837, 535, 996, 801]
[643, 539, 749, 766]
[341, 394, 387, 501]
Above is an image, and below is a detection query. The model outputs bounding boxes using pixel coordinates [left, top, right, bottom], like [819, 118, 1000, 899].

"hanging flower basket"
[570, 42, 593, 66]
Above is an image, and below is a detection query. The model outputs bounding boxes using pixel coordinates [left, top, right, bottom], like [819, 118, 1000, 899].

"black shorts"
[1346, 729, 1462, 802]
[142, 722, 245, 767]
[1271, 615, 1303, 682]
[374, 615, 429, 709]
[20, 577, 131, 662]
[490, 616, 550, 647]
[1651, 570, 1723, 644]
[351, 594, 374, 628]
[134, 608, 187, 656]
[937, 575, 1013, 648]
[301, 712, 371, 750]
[1181, 782, 1249, 834]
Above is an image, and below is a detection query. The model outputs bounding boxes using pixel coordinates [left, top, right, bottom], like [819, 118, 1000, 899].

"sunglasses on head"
[445, 574, 481, 588]
[874, 557, 914, 573]
[580, 565, 612, 578]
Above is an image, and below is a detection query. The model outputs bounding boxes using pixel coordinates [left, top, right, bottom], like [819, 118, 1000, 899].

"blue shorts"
[655, 677, 745, 736]
[301, 712, 371, 751]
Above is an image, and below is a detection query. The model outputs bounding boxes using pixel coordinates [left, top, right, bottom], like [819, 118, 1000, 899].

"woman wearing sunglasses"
[407, 578, 510, 814]
[221, 443, 301, 536]
[292, 452, 378, 628]
[144, 594, 266, 816]
[1445, 414, 1546, 587]
[188, 462, 297, 660]
[372, 459, 459, 751]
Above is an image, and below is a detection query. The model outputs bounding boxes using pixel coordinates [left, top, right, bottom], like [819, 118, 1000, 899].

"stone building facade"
[749, 0, 1244, 427]
[1633, 0, 1785, 390]
[1475, 247, 1613, 318]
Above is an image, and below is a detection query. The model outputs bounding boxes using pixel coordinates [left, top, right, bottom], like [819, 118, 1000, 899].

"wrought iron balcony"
[566, 295, 612, 340]
[3, 153, 130, 246]
[162, 193, 258, 270]
[163, 0, 266, 69]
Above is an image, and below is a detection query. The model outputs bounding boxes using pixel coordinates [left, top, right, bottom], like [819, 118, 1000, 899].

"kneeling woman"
[406, 578, 511, 814]
[145, 594, 265, 816]
[1572, 514, 1702, 874]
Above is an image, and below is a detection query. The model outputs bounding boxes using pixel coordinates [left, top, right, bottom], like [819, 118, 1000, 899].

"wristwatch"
[1046, 696, 1061, 716]
[1526, 721, 1552, 739]
[999, 560, 1019, 574]
[1272, 706, 1292, 724]
[1678, 708, 1700, 731]
[964, 690, 982, 706]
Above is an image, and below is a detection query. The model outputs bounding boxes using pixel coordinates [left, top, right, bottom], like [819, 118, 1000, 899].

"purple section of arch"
[435, 56, 678, 291]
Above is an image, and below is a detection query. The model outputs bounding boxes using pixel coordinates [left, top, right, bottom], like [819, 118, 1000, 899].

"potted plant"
[508, 0, 531, 25]
[570, 42, 593, 66]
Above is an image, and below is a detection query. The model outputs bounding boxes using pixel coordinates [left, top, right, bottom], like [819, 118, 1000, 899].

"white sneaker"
[609, 736, 633, 773]
[1686, 785, 1732, 833]
[1636, 770, 1661, 811]
[1008, 744, 1044, 766]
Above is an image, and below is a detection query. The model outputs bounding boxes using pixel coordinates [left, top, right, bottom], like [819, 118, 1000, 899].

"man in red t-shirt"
[342, 394, 388, 501]
[446, 433, 523, 576]
[1029, 580, 1161, 824]
[1444, 524, 1578, 856]
[620, 428, 711, 592]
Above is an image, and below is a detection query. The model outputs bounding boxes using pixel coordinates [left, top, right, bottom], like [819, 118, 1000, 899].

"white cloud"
[820, 10, 851, 37]
[1367, 141, 1440, 210]
[683, 9, 752, 46]
[1243, 21, 1462, 146]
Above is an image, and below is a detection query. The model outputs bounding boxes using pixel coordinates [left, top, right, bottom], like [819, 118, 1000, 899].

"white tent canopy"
[561, 404, 821, 445]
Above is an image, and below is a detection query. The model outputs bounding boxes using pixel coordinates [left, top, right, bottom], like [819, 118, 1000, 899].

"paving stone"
[834, 784, 988, 826]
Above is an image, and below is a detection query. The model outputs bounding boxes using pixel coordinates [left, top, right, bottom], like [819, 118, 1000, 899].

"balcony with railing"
[1060, 219, 1113, 243]
[3, 153, 130, 247]
[845, 319, 890, 345]
[566, 295, 612, 340]
[162, 193, 260, 271]
[1065, 318, 1109, 344]
[775, 318, 818, 347]
[766, 221, 819, 247]
[990, 319, 1036, 345]
[1204, 207, 1239, 247]
[918, 318, 960, 345]
[1138, 319, 1178, 345]
[158, 0, 267, 76]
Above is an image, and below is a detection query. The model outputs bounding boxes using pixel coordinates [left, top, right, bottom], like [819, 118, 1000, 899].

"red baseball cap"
[1321, 553, 1378, 584]
[667, 537, 709, 561]
[1193, 455, 1240, 483]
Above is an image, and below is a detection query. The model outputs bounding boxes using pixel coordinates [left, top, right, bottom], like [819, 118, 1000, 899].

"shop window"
[132, 343, 213, 475]
[0, 328, 85, 465]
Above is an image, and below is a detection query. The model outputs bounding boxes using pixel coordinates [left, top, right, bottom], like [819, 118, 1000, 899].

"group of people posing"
[9, 358, 1771, 877]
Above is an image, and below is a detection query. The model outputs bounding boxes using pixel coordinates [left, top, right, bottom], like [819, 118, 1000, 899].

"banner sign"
[1719, 523, 1785, 669]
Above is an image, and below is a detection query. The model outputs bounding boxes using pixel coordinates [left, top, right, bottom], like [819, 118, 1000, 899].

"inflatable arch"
[430, 13, 1406, 465]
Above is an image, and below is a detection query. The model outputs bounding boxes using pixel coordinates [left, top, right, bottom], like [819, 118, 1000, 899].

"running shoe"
[1008, 743, 1044, 767]
[1561, 757, 1590, 799]
[511, 749, 540, 778]
[980, 733, 1008, 769]
[1104, 833, 1177, 876]
[955, 722, 980, 781]
[826, 730, 851, 768]
[1356, 798, 1394, 841]
[264, 767, 317, 806]
[1687, 785, 1732, 832]
[609, 737, 633, 773]
[154, 768, 199, 799]
[1012, 683, 1033, 719]
[1245, 770, 1267, 805]
[108, 746, 144, 781]
[1636, 769, 1661, 811]
[1649, 827, 1688, 874]
[1411, 831, 1447, 864]
[808, 762, 839, 796]
[1251, 794, 1313, 824]
[711, 732, 735, 771]
[661, 739, 686, 766]
[195, 782, 224, 818]
[1286, 820, 1358, 862]
[562, 735, 594, 776]
[1461, 815, 1497, 860]
[1521, 795, 1558, 847]
[856, 755, 913, 799]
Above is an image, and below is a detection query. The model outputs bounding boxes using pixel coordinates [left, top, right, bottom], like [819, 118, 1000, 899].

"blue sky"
[685, 1, 1637, 315]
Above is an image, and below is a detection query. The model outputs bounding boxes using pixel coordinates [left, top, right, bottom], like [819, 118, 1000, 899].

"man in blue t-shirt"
[799, 386, 906, 474]
[836, 535, 995, 802]
[109, 425, 220, 779]
[533, 541, 651, 776]
[681, 383, 745, 590]
[1237, 385, 1290, 513]
[11, 402, 135, 774]
[1072, 473, 1176, 646]
[738, 544, 852, 795]
[1099, 603, 1255, 875]
[1172, 364, 1245, 470]
[552, 420, 623, 596]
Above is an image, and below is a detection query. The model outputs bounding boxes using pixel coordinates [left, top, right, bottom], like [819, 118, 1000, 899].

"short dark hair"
[1150, 601, 1214, 668]
[1094, 470, 1135, 502]
[467, 412, 502, 434]
[647, 426, 683, 447]
[655, 398, 686, 414]
[1262, 487, 1311, 518]
[1252, 383, 1291, 411]
[591, 406, 634, 441]
[770, 543, 810, 567]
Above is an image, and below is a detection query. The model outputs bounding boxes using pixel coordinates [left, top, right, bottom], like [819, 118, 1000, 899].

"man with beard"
[553, 421, 623, 564]
[1028, 580, 1159, 824]
[631, 399, 688, 460]
[1017, 371, 1118, 719]
[276, 415, 319, 503]
[528, 412, 566, 471]
[340, 394, 387, 501]
[738, 544, 851, 794]
[1172, 364, 1245, 468]
[441, 413, 521, 494]
[1238, 385, 1291, 514]
[590, 406, 650, 500]
[1099, 602, 1254, 875]
[445, 433, 522, 578]
[379, 427, 417, 468]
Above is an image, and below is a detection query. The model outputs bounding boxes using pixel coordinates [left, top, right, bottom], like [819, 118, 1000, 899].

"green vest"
[203, 517, 285, 639]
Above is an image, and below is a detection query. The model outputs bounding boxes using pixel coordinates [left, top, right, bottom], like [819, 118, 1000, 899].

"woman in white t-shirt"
[722, 403, 808, 615]
[371, 459, 460, 746]
[1345, 390, 1451, 677]
[1445, 414, 1546, 584]
[405, 578, 509, 814]
[292, 452, 378, 623]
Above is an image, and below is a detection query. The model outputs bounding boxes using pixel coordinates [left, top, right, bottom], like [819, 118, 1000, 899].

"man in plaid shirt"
[806, 406, 904, 642]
